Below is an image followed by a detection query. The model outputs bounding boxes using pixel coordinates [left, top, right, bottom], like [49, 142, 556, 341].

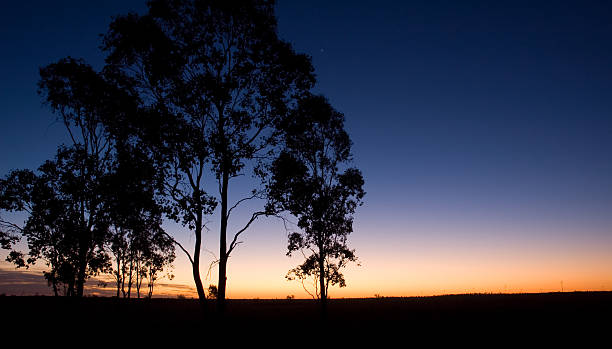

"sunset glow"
[1, 1, 611, 303]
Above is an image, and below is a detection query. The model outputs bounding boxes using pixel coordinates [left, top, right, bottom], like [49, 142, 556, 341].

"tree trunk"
[116, 258, 121, 298]
[52, 278, 58, 297]
[121, 262, 127, 298]
[136, 257, 141, 298]
[193, 211, 207, 313]
[76, 268, 86, 296]
[76, 237, 89, 297]
[67, 278, 75, 297]
[319, 254, 327, 319]
[218, 168, 229, 314]
[127, 259, 133, 298]
[148, 266, 154, 298]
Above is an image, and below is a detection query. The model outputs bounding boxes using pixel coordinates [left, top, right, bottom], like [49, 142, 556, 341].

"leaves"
[268, 94, 365, 299]
[102, 0, 317, 303]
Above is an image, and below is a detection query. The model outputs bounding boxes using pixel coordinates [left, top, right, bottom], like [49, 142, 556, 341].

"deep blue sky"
[1, 1, 611, 296]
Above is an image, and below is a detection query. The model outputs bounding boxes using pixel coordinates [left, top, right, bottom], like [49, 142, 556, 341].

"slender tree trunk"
[193, 211, 207, 313]
[52, 278, 58, 297]
[76, 265, 86, 296]
[136, 255, 142, 298]
[127, 259, 133, 298]
[148, 266, 154, 298]
[121, 254, 127, 297]
[116, 258, 121, 298]
[121, 262, 126, 298]
[67, 276, 75, 297]
[136, 261, 140, 299]
[319, 254, 327, 319]
[218, 168, 229, 314]
[76, 238, 89, 297]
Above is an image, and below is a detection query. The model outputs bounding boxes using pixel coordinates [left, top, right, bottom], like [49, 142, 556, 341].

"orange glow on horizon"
[2, 226, 611, 299]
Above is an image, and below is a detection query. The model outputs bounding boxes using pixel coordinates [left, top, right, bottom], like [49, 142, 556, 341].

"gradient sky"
[1, 0, 611, 298]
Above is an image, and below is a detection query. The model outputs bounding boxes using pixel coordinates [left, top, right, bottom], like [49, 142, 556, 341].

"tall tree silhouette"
[34, 57, 136, 296]
[0, 148, 112, 296]
[3, 57, 171, 297]
[267, 94, 365, 317]
[103, 0, 314, 311]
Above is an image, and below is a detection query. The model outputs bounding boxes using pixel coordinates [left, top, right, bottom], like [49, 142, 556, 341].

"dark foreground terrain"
[2, 292, 610, 340]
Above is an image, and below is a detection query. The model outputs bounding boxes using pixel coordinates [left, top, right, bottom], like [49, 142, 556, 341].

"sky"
[1, 0, 611, 298]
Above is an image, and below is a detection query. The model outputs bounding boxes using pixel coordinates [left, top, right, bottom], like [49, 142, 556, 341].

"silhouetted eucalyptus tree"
[103, 0, 314, 311]
[109, 227, 175, 298]
[105, 142, 174, 298]
[2, 37, 172, 298]
[9, 55, 149, 297]
[34, 57, 135, 296]
[267, 94, 365, 316]
[145, 230, 175, 298]
[0, 148, 112, 296]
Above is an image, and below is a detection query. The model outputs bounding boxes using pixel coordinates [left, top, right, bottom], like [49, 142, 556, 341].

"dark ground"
[2, 292, 610, 341]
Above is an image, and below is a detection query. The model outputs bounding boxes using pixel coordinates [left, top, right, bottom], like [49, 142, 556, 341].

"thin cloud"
[0, 268, 197, 298]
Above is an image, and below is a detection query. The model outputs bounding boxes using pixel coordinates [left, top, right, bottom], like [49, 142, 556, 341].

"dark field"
[2, 292, 611, 338]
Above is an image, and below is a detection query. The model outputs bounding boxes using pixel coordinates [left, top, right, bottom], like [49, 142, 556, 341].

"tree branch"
[161, 231, 193, 266]
[227, 190, 265, 218]
[0, 219, 24, 233]
[226, 211, 265, 256]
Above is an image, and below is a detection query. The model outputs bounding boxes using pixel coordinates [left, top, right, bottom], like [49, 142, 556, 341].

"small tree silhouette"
[267, 94, 365, 317]
[207, 285, 218, 300]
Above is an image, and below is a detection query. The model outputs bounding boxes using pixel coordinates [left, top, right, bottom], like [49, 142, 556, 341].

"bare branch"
[301, 278, 316, 300]
[227, 211, 265, 256]
[0, 220, 24, 233]
[161, 231, 193, 265]
[227, 190, 265, 218]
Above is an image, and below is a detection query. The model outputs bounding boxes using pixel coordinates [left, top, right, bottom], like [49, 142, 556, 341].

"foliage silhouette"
[0, 0, 364, 313]
[0, 224, 19, 250]
[1, 147, 112, 296]
[106, 142, 175, 298]
[34, 57, 131, 296]
[266, 94, 365, 316]
[0, 55, 174, 298]
[102, 0, 315, 312]
[207, 285, 218, 300]
[0, 171, 32, 251]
